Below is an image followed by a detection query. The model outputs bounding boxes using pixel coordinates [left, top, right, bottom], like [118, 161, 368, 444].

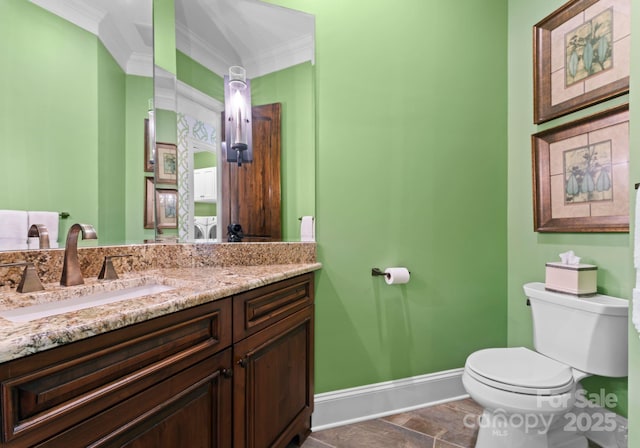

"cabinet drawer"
[0, 298, 231, 447]
[233, 273, 314, 342]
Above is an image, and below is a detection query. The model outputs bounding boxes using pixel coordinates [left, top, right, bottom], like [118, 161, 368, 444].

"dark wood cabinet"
[232, 274, 315, 448]
[0, 273, 314, 448]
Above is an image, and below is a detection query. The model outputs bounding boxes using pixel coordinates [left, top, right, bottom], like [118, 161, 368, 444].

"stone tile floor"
[301, 398, 604, 448]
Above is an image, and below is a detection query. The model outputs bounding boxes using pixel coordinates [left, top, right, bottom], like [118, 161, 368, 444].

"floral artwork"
[564, 140, 613, 204]
[533, 0, 630, 124]
[531, 104, 628, 233]
[565, 8, 613, 86]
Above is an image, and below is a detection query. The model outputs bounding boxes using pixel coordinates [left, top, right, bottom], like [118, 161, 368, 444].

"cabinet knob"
[221, 368, 233, 378]
[238, 358, 247, 368]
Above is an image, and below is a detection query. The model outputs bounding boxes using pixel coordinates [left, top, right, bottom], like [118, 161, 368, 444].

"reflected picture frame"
[531, 104, 629, 232]
[155, 188, 178, 229]
[533, 0, 630, 124]
[144, 177, 155, 229]
[156, 142, 178, 185]
[144, 119, 154, 173]
[144, 178, 178, 229]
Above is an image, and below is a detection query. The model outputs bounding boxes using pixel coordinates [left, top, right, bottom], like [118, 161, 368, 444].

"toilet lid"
[465, 347, 574, 395]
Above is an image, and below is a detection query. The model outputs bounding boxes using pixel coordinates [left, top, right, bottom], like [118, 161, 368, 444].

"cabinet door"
[37, 348, 233, 448]
[234, 306, 314, 448]
[195, 168, 217, 203]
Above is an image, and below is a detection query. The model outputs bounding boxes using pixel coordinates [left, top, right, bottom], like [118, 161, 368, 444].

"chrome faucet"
[28, 224, 50, 249]
[60, 223, 97, 286]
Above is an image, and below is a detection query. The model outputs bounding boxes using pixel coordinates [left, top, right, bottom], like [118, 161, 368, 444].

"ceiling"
[30, 0, 314, 79]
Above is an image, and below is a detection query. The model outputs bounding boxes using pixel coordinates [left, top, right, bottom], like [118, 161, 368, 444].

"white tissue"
[559, 250, 581, 265]
[300, 216, 315, 242]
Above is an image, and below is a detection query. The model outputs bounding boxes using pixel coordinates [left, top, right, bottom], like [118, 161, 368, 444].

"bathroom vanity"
[0, 248, 318, 448]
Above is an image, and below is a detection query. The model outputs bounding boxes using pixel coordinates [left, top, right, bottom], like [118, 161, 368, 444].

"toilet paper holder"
[371, 267, 411, 278]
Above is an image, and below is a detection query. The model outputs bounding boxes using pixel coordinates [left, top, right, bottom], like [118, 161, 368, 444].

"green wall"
[176, 51, 224, 102]
[0, 0, 99, 242]
[98, 43, 126, 245]
[268, 0, 509, 392]
[252, 62, 316, 240]
[1, 0, 152, 246]
[508, 0, 632, 420]
[153, 0, 176, 75]
[124, 75, 155, 244]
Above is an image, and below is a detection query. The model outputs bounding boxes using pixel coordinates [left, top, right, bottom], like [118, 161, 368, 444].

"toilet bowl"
[462, 283, 628, 448]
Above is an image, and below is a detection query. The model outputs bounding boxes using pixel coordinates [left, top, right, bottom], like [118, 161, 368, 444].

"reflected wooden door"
[221, 103, 282, 242]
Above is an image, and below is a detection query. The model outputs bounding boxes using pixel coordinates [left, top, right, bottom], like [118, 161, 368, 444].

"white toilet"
[462, 282, 628, 448]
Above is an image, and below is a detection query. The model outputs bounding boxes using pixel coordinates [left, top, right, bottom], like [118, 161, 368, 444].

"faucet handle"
[0, 262, 45, 293]
[98, 255, 132, 281]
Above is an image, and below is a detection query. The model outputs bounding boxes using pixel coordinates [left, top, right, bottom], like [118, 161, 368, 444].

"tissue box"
[545, 262, 597, 296]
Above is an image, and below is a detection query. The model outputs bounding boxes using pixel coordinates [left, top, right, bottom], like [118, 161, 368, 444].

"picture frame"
[155, 188, 178, 229]
[156, 142, 178, 185]
[144, 177, 155, 229]
[144, 118, 154, 173]
[532, 104, 628, 232]
[144, 177, 178, 229]
[533, 0, 630, 124]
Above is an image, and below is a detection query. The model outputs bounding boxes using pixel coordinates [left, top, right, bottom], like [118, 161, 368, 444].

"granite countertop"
[0, 263, 321, 363]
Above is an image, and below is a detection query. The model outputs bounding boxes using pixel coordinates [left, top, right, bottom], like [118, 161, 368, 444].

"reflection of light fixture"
[224, 66, 252, 166]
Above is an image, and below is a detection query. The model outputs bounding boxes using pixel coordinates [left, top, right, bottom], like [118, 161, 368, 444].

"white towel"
[0, 210, 28, 239]
[28, 211, 59, 244]
[633, 289, 640, 335]
[0, 239, 28, 251]
[634, 189, 640, 270]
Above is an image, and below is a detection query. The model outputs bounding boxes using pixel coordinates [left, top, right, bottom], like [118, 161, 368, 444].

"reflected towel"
[633, 289, 640, 336]
[0, 210, 28, 239]
[0, 239, 28, 251]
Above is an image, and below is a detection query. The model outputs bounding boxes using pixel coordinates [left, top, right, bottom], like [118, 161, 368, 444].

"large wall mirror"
[164, 0, 316, 243]
[0, 0, 315, 252]
[0, 0, 154, 250]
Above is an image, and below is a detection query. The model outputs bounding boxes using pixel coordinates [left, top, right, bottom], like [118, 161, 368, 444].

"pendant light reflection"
[224, 66, 253, 166]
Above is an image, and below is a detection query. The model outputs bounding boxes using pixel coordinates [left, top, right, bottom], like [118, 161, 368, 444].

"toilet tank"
[523, 282, 628, 377]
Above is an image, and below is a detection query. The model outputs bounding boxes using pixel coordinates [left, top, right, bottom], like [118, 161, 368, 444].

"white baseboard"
[311, 368, 467, 431]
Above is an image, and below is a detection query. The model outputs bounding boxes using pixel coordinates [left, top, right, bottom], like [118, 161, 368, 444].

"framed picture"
[144, 177, 155, 229]
[155, 188, 178, 229]
[532, 104, 628, 232]
[144, 178, 178, 229]
[533, 0, 630, 124]
[144, 118, 154, 173]
[156, 142, 178, 184]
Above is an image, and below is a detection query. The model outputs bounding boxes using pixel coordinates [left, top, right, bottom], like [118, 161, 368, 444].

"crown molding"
[243, 34, 314, 79]
[176, 22, 235, 78]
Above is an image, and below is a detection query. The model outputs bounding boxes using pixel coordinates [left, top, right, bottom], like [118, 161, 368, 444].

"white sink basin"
[0, 284, 175, 323]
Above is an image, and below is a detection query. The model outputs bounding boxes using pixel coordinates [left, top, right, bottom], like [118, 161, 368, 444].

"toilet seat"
[465, 347, 574, 395]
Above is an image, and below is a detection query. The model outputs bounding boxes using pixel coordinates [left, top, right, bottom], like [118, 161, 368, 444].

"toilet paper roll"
[384, 267, 410, 285]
